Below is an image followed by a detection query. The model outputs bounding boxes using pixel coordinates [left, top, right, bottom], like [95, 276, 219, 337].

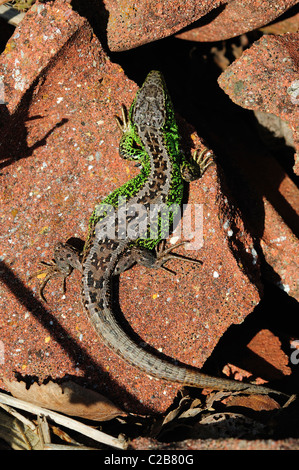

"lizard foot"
[192, 148, 214, 175]
[29, 242, 80, 302]
[28, 260, 69, 302]
[180, 147, 214, 182]
[114, 104, 130, 134]
[155, 239, 203, 275]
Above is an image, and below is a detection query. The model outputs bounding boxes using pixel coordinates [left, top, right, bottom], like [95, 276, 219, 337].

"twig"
[0, 402, 36, 431]
[43, 443, 98, 450]
[37, 414, 51, 447]
[0, 391, 127, 449]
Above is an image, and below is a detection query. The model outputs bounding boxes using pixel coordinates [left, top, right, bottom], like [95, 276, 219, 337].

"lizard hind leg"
[129, 240, 203, 275]
[155, 240, 203, 274]
[29, 242, 82, 302]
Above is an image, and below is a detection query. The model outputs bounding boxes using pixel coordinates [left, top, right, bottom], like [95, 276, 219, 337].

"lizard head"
[132, 70, 173, 131]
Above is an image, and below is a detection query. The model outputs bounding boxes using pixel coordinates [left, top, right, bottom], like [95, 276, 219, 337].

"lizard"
[31, 70, 284, 396]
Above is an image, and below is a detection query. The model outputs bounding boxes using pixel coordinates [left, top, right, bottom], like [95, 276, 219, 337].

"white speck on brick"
[12, 58, 26, 91]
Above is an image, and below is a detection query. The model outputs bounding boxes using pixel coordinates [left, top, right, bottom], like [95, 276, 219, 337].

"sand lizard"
[31, 71, 283, 395]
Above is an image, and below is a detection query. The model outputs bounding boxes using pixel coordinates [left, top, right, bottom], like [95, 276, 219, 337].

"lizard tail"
[83, 240, 283, 396]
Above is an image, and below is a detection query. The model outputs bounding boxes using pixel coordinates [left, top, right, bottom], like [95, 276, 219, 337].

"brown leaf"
[3, 379, 126, 421]
[223, 394, 281, 411]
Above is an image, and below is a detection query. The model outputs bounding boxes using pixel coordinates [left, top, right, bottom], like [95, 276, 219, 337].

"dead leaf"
[3, 379, 126, 421]
[223, 394, 281, 411]
[178, 407, 202, 420]
[205, 390, 232, 409]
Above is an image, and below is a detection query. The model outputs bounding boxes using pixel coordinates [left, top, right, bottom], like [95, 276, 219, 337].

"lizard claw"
[28, 242, 78, 301]
[180, 147, 215, 182]
[114, 104, 130, 133]
[155, 239, 203, 274]
[28, 260, 69, 302]
[192, 148, 214, 174]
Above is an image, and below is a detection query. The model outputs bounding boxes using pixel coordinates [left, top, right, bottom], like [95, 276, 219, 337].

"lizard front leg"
[115, 105, 146, 162]
[180, 147, 214, 183]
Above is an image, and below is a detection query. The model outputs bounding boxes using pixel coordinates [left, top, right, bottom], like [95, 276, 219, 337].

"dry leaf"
[223, 394, 281, 411]
[161, 395, 191, 426]
[3, 379, 126, 421]
[178, 407, 202, 420]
